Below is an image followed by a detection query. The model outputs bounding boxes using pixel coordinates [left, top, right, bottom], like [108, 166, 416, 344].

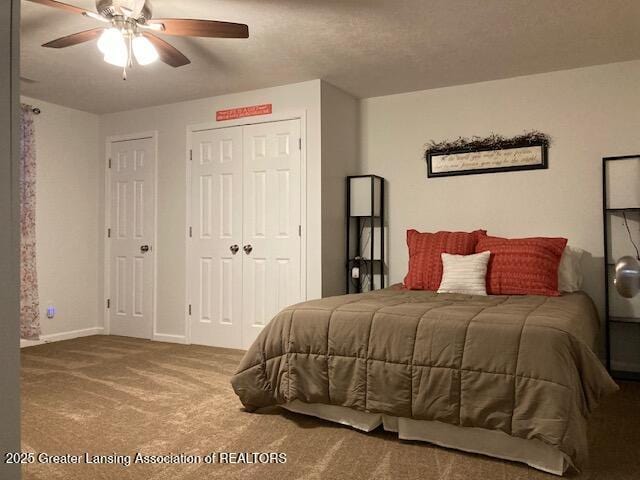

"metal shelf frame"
[346, 175, 385, 294]
[603, 154, 640, 381]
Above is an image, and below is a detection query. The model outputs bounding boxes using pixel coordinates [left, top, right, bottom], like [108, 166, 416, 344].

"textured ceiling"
[21, 0, 640, 113]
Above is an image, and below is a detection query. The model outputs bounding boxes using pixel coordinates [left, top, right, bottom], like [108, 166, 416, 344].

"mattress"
[231, 286, 618, 473]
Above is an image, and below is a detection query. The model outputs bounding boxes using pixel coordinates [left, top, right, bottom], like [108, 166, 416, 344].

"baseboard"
[20, 327, 104, 348]
[20, 328, 185, 347]
[153, 333, 188, 345]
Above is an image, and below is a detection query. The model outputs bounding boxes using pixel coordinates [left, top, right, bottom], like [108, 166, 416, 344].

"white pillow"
[438, 251, 491, 296]
[558, 245, 585, 293]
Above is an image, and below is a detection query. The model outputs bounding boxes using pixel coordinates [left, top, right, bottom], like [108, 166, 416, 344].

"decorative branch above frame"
[425, 131, 551, 178]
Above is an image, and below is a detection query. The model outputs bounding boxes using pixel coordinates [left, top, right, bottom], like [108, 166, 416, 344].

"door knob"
[230, 244, 239, 255]
[140, 245, 150, 253]
[243, 244, 253, 254]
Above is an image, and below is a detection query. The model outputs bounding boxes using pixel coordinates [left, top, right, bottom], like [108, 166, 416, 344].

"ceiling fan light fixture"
[97, 27, 124, 54]
[132, 35, 159, 65]
[103, 50, 128, 67]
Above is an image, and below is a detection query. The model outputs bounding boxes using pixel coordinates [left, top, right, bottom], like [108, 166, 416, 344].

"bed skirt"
[283, 400, 570, 476]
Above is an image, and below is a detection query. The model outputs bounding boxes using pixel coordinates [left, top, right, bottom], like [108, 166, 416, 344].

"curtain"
[20, 105, 41, 340]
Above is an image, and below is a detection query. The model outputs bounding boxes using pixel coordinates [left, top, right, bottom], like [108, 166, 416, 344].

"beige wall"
[21, 97, 101, 339]
[321, 81, 360, 297]
[360, 60, 640, 321]
[25, 59, 640, 361]
[99, 80, 323, 340]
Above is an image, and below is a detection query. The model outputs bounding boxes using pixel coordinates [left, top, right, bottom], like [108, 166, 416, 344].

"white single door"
[242, 120, 302, 349]
[109, 136, 156, 339]
[190, 127, 243, 348]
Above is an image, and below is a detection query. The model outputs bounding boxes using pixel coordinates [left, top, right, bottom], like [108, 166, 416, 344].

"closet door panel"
[242, 120, 302, 349]
[190, 127, 243, 348]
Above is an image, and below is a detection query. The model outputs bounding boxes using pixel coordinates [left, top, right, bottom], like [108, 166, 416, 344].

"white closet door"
[242, 120, 302, 349]
[190, 127, 243, 348]
[109, 136, 156, 339]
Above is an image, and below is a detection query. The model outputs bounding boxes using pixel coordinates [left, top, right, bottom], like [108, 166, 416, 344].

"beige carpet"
[21, 335, 639, 480]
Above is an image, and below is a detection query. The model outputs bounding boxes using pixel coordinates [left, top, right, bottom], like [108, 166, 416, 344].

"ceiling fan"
[26, 0, 249, 78]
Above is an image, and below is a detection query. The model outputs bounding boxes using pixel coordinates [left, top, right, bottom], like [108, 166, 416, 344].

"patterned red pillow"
[404, 229, 486, 291]
[475, 234, 568, 296]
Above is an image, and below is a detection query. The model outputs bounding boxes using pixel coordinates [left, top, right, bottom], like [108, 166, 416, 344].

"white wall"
[360, 60, 640, 324]
[22, 96, 102, 339]
[321, 81, 360, 297]
[99, 80, 322, 340]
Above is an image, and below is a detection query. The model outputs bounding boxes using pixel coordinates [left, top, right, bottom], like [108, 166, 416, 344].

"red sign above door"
[216, 104, 273, 121]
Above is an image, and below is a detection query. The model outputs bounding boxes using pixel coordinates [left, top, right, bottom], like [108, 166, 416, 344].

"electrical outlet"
[46, 304, 56, 319]
[351, 267, 360, 279]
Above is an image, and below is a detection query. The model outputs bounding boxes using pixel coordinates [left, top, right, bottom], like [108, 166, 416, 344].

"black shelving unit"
[346, 175, 385, 294]
[603, 154, 640, 381]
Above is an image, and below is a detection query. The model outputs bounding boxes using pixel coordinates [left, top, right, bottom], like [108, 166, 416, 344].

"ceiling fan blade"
[138, 22, 164, 32]
[25, 0, 89, 16]
[143, 33, 191, 68]
[42, 28, 104, 48]
[147, 18, 249, 38]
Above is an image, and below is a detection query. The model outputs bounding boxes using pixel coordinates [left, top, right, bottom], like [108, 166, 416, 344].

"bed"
[230, 285, 618, 475]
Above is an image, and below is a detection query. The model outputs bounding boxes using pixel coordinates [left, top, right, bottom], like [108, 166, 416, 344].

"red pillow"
[475, 234, 567, 296]
[404, 229, 486, 291]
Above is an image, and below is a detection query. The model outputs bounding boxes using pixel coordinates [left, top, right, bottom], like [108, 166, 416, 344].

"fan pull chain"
[128, 34, 133, 68]
[122, 34, 133, 81]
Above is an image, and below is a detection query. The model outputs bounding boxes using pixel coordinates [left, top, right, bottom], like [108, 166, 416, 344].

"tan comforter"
[231, 286, 618, 469]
